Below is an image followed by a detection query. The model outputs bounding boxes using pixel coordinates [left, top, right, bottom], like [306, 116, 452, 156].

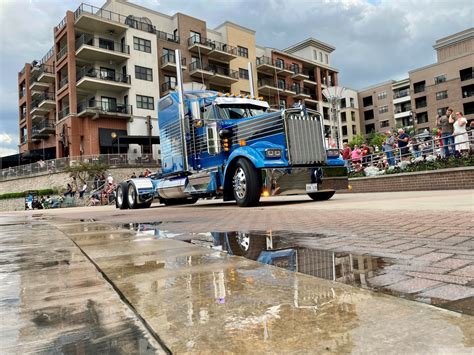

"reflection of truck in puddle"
[116, 50, 347, 209]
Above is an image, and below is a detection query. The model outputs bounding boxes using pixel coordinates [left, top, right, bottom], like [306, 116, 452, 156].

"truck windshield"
[216, 104, 267, 119]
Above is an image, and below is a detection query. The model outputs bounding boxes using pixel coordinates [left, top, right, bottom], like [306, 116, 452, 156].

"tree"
[65, 162, 109, 185]
[348, 134, 365, 148]
[369, 133, 386, 149]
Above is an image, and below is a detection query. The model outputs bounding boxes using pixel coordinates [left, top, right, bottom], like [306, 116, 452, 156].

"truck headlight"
[265, 148, 282, 158]
[326, 149, 340, 158]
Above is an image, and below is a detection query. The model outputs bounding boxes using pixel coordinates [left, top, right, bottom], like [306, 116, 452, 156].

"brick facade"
[349, 167, 474, 193]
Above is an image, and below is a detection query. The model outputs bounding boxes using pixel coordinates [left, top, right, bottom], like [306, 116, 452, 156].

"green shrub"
[0, 188, 58, 200]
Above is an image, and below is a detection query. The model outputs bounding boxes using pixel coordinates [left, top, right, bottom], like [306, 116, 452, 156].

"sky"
[0, 0, 473, 157]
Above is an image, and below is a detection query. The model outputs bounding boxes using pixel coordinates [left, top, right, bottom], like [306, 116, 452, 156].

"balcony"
[256, 56, 279, 75]
[188, 35, 213, 55]
[275, 62, 293, 76]
[30, 64, 55, 85]
[31, 112, 47, 123]
[394, 110, 411, 119]
[293, 86, 311, 100]
[291, 67, 309, 81]
[189, 61, 214, 80]
[278, 83, 296, 96]
[207, 41, 237, 62]
[160, 53, 186, 72]
[161, 82, 177, 96]
[56, 46, 68, 62]
[31, 120, 55, 140]
[77, 99, 132, 120]
[58, 106, 70, 120]
[74, 4, 131, 34]
[257, 78, 281, 95]
[30, 93, 55, 115]
[75, 34, 130, 62]
[58, 77, 68, 91]
[157, 30, 179, 44]
[76, 67, 131, 92]
[208, 65, 239, 85]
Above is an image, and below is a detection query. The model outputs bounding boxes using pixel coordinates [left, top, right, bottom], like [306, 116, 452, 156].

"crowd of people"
[342, 108, 472, 172]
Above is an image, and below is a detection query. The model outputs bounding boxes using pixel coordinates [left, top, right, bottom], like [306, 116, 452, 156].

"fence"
[346, 131, 474, 173]
[0, 154, 160, 182]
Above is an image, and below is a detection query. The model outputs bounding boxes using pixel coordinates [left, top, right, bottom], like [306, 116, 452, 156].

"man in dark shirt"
[437, 108, 455, 157]
[397, 128, 410, 160]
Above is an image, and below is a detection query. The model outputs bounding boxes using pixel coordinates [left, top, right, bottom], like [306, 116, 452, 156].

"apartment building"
[339, 89, 360, 143]
[409, 28, 474, 131]
[17, 0, 340, 159]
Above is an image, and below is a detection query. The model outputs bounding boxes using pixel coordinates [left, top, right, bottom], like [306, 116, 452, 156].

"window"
[133, 37, 151, 53]
[190, 31, 201, 43]
[341, 112, 347, 122]
[159, 96, 174, 112]
[239, 68, 249, 79]
[352, 125, 357, 135]
[437, 107, 448, 116]
[380, 120, 389, 128]
[325, 54, 329, 64]
[413, 80, 425, 93]
[135, 66, 152, 81]
[100, 67, 115, 80]
[417, 112, 428, 124]
[290, 63, 299, 73]
[350, 98, 355, 108]
[275, 58, 284, 69]
[99, 38, 114, 51]
[313, 50, 317, 60]
[362, 96, 373, 107]
[351, 111, 356, 121]
[365, 123, 375, 133]
[377, 91, 387, 100]
[319, 52, 323, 62]
[436, 91, 448, 100]
[460, 67, 473, 81]
[173, 29, 178, 41]
[101, 96, 117, 112]
[364, 109, 374, 120]
[340, 98, 346, 108]
[277, 78, 285, 90]
[415, 96, 427, 109]
[378, 105, 388, 114]
[237, 46, 248, 58]
[434, 74, 446, 84]
[137, 95, 154, 110]
[342, 126, 348, 136]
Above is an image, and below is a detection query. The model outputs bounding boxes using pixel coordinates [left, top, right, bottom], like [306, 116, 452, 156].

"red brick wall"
[349, 167, 474, 193]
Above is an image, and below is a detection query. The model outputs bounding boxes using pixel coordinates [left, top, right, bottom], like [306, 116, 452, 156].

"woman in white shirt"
[453, 111, 469, 154]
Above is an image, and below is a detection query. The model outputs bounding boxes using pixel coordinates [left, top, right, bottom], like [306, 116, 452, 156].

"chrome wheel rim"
[233, 167, 247, 200]
[128, 185, 136, 206]
[117, 186, 124, 206]
[236, 232, 250, 251]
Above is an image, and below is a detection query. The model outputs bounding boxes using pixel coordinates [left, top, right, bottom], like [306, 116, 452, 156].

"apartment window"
[100, 67, 115, 80]
[351, 111, 356, 121]
[460, 67, 473, 81]
[377, 91, 387, 100]
[277, 78, 285, 90]
[99, 38, 114, 51]
[415, 96, 427, 109]
[133, 37, 151, 53]
[365, 123, 375, 133]
[319, 52, 323, 62]
[136, 95, 154, 110]
[434, 74, 446, 84]
[164, 75, 177, 85]
[20, 104, 26, 120]
[101, 96, 117, 112]
[325, 54, 329, 64]
[275, 58, 284, 69]
[237, 46, 248, 58]
[290, 63, 299, 73]
[378, 105, 388, 114]
[239, 68, 249, 79]
[437, 107, 448, 116]
[350, 98, 355, 108]
[341, 112, 347, 122]
[135, 66, 152, 81]
[436, 90, 448, 100]
[342, 126, 348, 136]
[352, 125, 357, 135]
[313, 50, 317, 60]
[190, 31, 201, 43]
[162, 48, 171, 56]
[364, 109, 374, 120]
[362, 96, 373, 107]
[413, 80, 425, 93]
[340, 98, 346, 108]
[417, 112, 429, 124]
[173, 29, 178, 41]
[380, 120, 389, 128]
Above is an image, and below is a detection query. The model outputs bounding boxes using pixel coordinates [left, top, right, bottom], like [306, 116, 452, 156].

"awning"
[112, 135, 160, 145]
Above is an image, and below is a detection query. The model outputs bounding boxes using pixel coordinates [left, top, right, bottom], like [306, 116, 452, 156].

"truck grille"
[285, 109, 326, 165]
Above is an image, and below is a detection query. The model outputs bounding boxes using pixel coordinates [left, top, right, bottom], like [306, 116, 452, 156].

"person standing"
[437, 108, 455, 157]
[107, 173, 114, 185]
[361, 143, 370, 165]
[382, 130, 395, 166]
[351, 144, 362, 171]
[79, 182, 88, 199]
[71, 177, 78, 197]
[397, 128, 410, 160]
[453, 111, 469, 154]
[341, 143, 352, 168]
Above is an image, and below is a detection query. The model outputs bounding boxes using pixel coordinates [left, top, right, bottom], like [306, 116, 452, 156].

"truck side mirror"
[190, 101, 202, 122]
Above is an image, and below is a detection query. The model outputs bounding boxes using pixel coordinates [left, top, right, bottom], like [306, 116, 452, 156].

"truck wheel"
[127, 183, 138, 209]
[307, 190, 335, 201]
[116, 182, 129, 209]
[226, 232, 267, 260]
[232, 159, 260, 207]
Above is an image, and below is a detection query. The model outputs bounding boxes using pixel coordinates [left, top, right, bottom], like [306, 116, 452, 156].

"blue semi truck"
[115, 51, 347, 209]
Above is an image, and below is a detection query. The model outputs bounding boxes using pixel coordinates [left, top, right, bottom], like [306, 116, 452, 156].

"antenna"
[322, 86, 345, 150]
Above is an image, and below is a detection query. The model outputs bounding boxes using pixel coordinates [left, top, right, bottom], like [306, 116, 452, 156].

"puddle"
[118, 223, 474, 315]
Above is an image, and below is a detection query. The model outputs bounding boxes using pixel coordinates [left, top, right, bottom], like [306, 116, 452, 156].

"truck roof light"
[217, 92, 223, 97]
[258, 96, 263, 100]
[225, 93, 230, 97]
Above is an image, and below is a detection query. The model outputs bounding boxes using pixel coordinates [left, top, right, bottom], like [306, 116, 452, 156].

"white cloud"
[0, 147, 18, 158]
[0, 133, 14, 145]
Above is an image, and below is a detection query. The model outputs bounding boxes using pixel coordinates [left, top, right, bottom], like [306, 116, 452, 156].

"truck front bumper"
[261, 166, 348, 196]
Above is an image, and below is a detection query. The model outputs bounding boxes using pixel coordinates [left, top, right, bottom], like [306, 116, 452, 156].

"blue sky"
[0, 0, 473, 157]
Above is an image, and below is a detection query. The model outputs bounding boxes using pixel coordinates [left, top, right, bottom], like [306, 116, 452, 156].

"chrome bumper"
[261, 166, 348, 196]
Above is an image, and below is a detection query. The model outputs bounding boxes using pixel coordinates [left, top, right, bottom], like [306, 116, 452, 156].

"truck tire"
[161, 197, 198, 206]
[307, 190, 335, 201]
[138, 200, 152, 209]
[226, 232, 267, 260]
[116, 182, 129, 209]
[232, 158, 261, 207]
[127, 183, 138, 209]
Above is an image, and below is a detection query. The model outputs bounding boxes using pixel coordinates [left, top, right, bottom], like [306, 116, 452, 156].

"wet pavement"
[0, 217, 164, 354]
[41, 220, 474, 353]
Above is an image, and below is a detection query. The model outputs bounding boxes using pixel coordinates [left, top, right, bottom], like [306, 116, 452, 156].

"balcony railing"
[74, 3, 156, 34]
[291, 84, 301, 93]
[31, 92, 55, 109]
[209, 40, 237, 55]
[32, 120, 55, 134]
[161, 82, 177, 93]
[256, 56, 275, 67]
[157, 30, 179, 43]
[58, 106, 70, 120]
[75, 33, 130, 54]
[57, 46, 68, 61]
[189, 61, 211, 72]
[393, 89, 410, 99]
[160, 53, 186, 66]
[59, 76, 68, 90]
[208, 64, 238, 79]
[29, 64, 55, 84]
[40, 47, 55, 65]
[187, 35, 213, 47]
[77, 99, 132, 115]
[55, 15, 67, 32]
[76, 67, 131, 84]
[257, 78, 277, 87]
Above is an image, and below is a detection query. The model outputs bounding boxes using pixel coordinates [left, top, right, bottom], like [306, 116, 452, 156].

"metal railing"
[59, 76, 68, 90]
[393, 89, 410, 99]
[77, 99, 132, 115]
[161, 82, 177, 92]
[187, 35, 213, 47]
[31, 92, 55, 109]
[57, 46, 68, 61]
[157, 30, 179, 43]
[189, 61, 211, 72]
[257, 78, 277, 88]
[0, 154, 160, 181]
[208, 40, 237, 55]
[346, 131, 474, 174]
[31, 121, 55, 137]
[74, 3, 156, 34]
[208, 64, 238, 79]
[256, 56, 275, 67]
[40, 47, 55, 65]
[160, 53, 186, 66]
[58, 106, 70, 120]
[76, 66, 131, 84]
[30, 64, 55, 85]
[55, 16, 67, 32]
[75, 33, 130, 54]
